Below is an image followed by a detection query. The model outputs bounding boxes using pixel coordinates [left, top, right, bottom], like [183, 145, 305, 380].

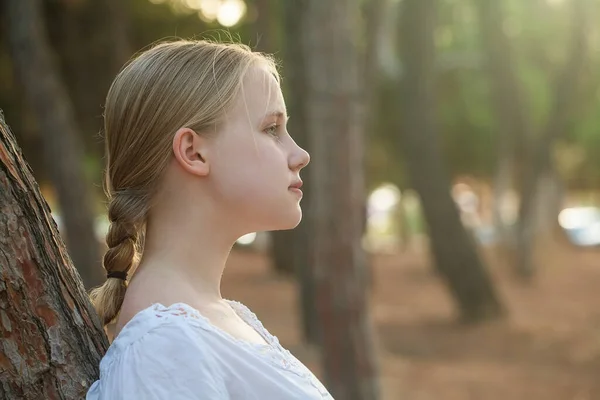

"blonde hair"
[89, 39, 278, 326]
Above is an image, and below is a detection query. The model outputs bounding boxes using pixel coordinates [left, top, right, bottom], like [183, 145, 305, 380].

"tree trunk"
[398, 194, 412, 252]
[362, 0, 386, 121]
[533, 166, 565, 244]
[0, 112, 107, 399]
[516, 0, 588, 280]
[398, 0, 504, 322]
[491, 156, 514, 245]
[270, 231, 297, 275]
[303, 1, 379, 399]
[473, 0, 531, 250]
[280, 0, 320, 344]
[105, 0, 133, 73]
[5, 0, 104, 288]
[250, 0, 278, 54]
[361, 0, 387, 291]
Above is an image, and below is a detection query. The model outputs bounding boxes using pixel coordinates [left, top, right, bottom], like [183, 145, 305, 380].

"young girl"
[86, 39, 332, 399]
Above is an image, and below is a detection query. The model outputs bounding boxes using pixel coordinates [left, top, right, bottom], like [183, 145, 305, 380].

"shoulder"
[87, 304, 228, 400]
[105, 303, 225, 367]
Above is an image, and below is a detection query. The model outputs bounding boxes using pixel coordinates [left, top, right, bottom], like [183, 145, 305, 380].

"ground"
[220, 240, 600, 400]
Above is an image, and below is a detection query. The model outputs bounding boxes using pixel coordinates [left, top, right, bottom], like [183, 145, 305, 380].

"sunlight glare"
[198, 0, 221, 20]
[368, 183, 401, 213]
[183, 0, 204, 10]
[237, 232, 256, 246]
[217, 0, 247, 27]
[558, 207, 600, 229]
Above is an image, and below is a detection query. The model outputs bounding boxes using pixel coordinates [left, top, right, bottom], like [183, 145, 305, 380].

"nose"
[289, 141, 310, 171]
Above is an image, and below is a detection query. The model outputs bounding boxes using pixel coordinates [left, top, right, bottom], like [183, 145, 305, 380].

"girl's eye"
[264, 125, 280, 138]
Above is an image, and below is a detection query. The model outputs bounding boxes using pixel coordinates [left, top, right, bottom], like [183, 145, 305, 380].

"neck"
[132, 203, 240, 303]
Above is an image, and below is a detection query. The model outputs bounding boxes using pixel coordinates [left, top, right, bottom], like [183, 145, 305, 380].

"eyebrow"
[264, 111, 287, 120]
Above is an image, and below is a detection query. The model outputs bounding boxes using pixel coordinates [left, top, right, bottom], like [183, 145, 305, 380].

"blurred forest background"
[3, 0, 600, 399]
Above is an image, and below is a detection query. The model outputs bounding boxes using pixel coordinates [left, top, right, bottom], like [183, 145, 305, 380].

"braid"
[89, 192, 147, 325]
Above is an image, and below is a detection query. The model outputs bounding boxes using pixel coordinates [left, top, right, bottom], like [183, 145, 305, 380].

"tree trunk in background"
[361, 0, 387, 290]
[474, 0, 531, 250]
[270, 231, 297, 275]
[105, 0, 133, 73]
[534, 166, 565, 244]
[49, 2, 95, 137]
[250, 0, 277, 53]
[5, 0, 104, 288]
[491, 158, 513, 245]
[303, 1, 379, 399]
[280, 0, 321, 345]
[516, 0, 588, 280]
[0, 112, 108, 399]
[398, 196, 412, 252]
[362, 0, 386, 123]
[45, 0, 132, 162]
[398, 0, 504, 322]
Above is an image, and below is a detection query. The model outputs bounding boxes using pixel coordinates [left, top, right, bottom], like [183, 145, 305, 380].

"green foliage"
[368, 0, 600, 191]
[438, 68, 495, 178]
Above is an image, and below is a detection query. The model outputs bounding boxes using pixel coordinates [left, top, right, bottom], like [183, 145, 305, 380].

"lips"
[289, 180, 303, 189]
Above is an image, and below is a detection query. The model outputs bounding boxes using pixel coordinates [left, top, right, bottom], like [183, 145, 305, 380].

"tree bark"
[5, 0, 104, 288]
[516, 0, 588, 280]
[0, 112, 107, 399]
[397, 0, 504, 322]
[303, 1, 379, 399]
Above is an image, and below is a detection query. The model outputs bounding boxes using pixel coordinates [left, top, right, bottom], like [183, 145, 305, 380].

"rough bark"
[397, 0, 504, 322]
[5, 0, 103, 288]
[303, 1, 380, 399]
[0, 112, 108, 399]
[515, 0, 588, 280]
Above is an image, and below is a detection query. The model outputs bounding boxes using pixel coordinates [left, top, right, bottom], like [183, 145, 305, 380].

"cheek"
[210, 144, 302, 230]
[213, 143, 284, 199]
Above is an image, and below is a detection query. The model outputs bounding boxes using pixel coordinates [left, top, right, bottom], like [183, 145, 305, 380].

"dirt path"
[222, 243, 600, 399]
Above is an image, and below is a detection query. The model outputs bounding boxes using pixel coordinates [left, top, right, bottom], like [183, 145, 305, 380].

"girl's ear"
[172, 128, 210, 177]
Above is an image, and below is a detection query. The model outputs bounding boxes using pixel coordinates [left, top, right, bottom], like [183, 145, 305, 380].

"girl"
[86, 39, 332, 399]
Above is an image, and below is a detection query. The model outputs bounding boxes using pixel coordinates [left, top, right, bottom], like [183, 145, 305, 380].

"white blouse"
[86, 300, 333, 399]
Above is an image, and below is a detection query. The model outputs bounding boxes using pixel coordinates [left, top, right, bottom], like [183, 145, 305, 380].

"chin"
[248, 201, 303, 232]
[270, 209, 303, 231]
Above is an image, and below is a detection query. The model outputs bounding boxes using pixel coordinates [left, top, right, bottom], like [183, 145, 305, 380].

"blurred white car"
[559, 207, 600, 247]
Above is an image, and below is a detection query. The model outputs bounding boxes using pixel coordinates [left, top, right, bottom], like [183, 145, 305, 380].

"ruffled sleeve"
[87, 317, 228, 400]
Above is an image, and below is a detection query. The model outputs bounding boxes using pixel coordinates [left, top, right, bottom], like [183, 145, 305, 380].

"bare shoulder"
[112, 295, 153, 338]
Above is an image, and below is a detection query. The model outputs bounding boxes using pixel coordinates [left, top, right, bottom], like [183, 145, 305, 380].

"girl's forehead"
[238, 66, 285, 116]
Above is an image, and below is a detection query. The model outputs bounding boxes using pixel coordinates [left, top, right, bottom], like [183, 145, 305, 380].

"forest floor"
[221, 239, 600, 400]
